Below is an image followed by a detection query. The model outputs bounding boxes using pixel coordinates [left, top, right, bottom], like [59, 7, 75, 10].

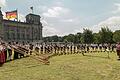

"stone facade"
[0, 9, 43, 43]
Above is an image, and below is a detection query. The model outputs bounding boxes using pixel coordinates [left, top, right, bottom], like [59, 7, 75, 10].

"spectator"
[0, 43, 6, 67]
[116, 42, 120, 60]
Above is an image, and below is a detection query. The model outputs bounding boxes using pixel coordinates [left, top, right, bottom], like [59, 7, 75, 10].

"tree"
[74, 32, 82, 43]
[113, 30, 120, 43]
[82, 28, 94, 44]
[99, 27, 113, 43]
[63, 34, 75, 43]
[43, 36, 52, 42]
[51, 35, 59, 42]
[43, 35, 59, 42]
[58, 36, 64, 42]
[93, 33, 100, 44]
[80, 36, 84, 43]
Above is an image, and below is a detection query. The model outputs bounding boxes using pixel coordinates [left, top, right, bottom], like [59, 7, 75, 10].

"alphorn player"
[116, 42, 120, 60]
[29, 44, 34, 55]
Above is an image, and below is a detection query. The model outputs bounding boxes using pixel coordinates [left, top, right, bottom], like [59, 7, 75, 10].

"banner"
[6, 10, 17, 19]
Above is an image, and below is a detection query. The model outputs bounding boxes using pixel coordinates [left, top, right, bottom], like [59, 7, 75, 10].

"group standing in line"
[0, 41, 120, 66]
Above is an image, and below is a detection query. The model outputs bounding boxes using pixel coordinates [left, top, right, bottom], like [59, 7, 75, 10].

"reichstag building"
[0, 9, 43, 43]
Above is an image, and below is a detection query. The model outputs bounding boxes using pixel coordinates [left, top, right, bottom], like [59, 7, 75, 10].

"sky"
[0, 0, 120, 37]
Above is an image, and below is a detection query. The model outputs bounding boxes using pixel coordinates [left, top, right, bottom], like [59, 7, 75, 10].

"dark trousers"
[117, 50, 120, 58]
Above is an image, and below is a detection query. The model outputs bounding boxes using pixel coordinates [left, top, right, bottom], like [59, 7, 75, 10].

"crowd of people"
[0, 41, 120, 66]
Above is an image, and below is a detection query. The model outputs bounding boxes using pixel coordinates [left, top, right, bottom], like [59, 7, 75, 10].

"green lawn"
[0, 52, 120, 80]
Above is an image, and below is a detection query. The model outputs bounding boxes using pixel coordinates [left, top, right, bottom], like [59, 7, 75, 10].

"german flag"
[6, 10, 17, 19]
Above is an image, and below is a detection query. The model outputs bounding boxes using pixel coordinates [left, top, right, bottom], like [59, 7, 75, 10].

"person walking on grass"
[116, 42, 120, 60]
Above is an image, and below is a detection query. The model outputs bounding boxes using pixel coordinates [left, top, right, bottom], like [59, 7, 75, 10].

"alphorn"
[9, 45, 28, 55]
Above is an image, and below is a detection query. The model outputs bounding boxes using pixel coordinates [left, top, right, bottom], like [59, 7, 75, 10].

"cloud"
[41, 18, 79, 36]
[41, 19, 61, 36]
[62, 19, 74, 22]
[41, 19, 48, 25]
[61, 18, 80, 23]
[38, 5, 48, 12]
[40, 2, 81, 36]
[98, 16, 120, 26]
[92, 16, 120, 32]
[18, 13, 25, 22]
[39, 1, 81, 36]
[0, 0, 6, 7]
[112, 3, 120, 14]
[53, 0, 64, 6]
[43, 26, 61, 37]
[42, 6, 69, 17]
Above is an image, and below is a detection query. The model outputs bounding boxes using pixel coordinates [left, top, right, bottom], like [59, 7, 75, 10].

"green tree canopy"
[99, 27, 113, 43]
[64, 34, 75, 42]
[93, 33, 100, 44]
[82, 28, 93, 44]
[113, 30, 120, 43]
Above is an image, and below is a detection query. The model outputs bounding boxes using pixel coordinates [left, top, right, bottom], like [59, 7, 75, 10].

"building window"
[17, 33, 20, 40]
[24, 34, 25, 40]
[22, 33, 25, 40]
[27, 34, 30, 40]
[12, 33, 15, 40]
[6, 32, 9, 40]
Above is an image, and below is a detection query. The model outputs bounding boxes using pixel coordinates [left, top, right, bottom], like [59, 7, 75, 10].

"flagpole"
[30, 6, 33, 14]
[32, 8, 33, 14]
[30, 6, 34, 42]
[16, 9, 19, 42]
[16, 9, 18, 22]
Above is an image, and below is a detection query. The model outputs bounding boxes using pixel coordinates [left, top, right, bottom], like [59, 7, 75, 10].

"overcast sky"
[0, 0, 120, 36]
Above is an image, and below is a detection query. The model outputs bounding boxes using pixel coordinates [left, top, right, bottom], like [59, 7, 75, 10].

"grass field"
[0, 52, 120, 80]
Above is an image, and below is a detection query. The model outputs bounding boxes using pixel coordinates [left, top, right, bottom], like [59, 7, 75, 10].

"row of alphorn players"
[0, 43, 117, 62]
[34, 44, 116, 55]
